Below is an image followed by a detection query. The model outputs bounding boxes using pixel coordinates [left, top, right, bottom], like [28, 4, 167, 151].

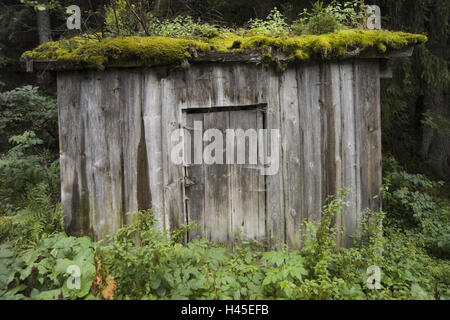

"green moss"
[238, 29, 427, 61]
[207, 32, 242, 52]
[22, 29, 427, 70]
[22, 36, 211, 70]
[261, 52, 274, 63]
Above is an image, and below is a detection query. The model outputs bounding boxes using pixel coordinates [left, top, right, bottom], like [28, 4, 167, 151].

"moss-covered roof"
[22, 29, 427, 71]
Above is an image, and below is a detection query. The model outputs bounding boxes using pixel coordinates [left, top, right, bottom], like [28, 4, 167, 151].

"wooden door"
[183, 107, 266, 243]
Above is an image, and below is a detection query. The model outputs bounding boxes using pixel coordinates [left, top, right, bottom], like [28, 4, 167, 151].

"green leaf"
[36, 289, 61, 300]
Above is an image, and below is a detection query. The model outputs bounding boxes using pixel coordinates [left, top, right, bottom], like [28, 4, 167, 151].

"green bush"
[154, 16, 221, 39]
[0, 86, 58, 152]
[0, 84, 61, 248]
[0, 85, 59, 217]
[247, 8, 289, 37]
[383, 157, 450, 258]
[104, 0, 221, 39]
[292, 1, 369, 35]
[0, 183, 64, 249]
[0, 233, 96, 300]
[99, 210, 265, 299]
[305, 1, 341, 35]
[96, 188, 449, 300]
[0, 131, 60, 215]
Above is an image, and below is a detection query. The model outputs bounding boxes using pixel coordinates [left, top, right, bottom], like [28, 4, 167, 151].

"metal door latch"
[184, 176, 197, 187]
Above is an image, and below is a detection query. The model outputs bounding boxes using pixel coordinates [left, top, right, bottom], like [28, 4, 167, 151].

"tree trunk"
[420, 83, 450, 179]
[36, 0, 52, 44]
[36, 0, 54, 92]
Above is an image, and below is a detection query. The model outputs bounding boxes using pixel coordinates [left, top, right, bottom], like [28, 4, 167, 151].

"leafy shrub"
[0, 243, 24, 299]
[383, 157, 450, 258]
[0, 85, 60, 248]
[295, 191, 353, 299]
[0, 233, 96, 300]
[293, 1, 369, 35]
[260, 248, 307, 299]
[299, 1, 341, 35]
[0, 183, 64, 249]
[98, 190, 449, 300]
[377, 229, 449, 299]
[105, 1, 221, 39]
[422, 111, 450, 134]
[0, 86, 58, 153]
[0, 86, 63, 248]
[0, 131, 60, 215]
[0, 86, 59, 217]
[327, 0, 369, 29]
[153, 16, 221, 39]
[247, 8, 289, 37]
[99, 210, 265, 299]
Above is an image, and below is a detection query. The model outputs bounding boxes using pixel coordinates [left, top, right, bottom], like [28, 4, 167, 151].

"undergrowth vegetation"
[0, 1, 448, 301]
[1, 159, 449, 300]
[0, 86, 61, 250]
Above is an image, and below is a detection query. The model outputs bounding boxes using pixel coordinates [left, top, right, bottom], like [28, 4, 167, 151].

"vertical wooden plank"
[354, 62, 382, 215]
[161, 75, 185, 232]
[142, 71, 165, 230]
[119, 70, 144, 226]
[354, 63, 365, 216]
[256, 110, 266, 241]
[329, 63, 345, 247]
[58, 72, 74, 231]
[101, 70, 123, 237]
[80, 71, 106, 240]
[369, 63, 382, 213]
[231, 64, 260, 105]
[280, 68, 302, 249]
[264, 67, 284, 248]
[353, 63, 364, 242]
[298, 65, 310, 230]
[203, 111, 230, 242]
[319, 64, 330, 203]
[319, 63, 331, 201]
[185, 65, 212, 109]
[320, 63, 347, 247]
[58, 72, 90, 237]
[339, 62, 358, 247]
[309, 66, 323, 224]
[185, 112, 206, 240]
[298, 65, 322, 229]
[211, 66, 227, 106]
[229, 110, 264, 241]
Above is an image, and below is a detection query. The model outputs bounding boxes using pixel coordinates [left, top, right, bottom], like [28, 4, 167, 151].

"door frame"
[181, 103, 268, 243]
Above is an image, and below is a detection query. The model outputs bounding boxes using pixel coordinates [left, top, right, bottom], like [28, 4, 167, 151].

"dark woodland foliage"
[0, 0, 448, 300]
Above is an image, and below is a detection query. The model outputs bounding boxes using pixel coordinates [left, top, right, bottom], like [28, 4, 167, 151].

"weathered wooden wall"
[58, 60, 382, 247]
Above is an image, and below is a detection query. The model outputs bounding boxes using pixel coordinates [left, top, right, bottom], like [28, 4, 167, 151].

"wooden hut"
[23, 32, 425, 248]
